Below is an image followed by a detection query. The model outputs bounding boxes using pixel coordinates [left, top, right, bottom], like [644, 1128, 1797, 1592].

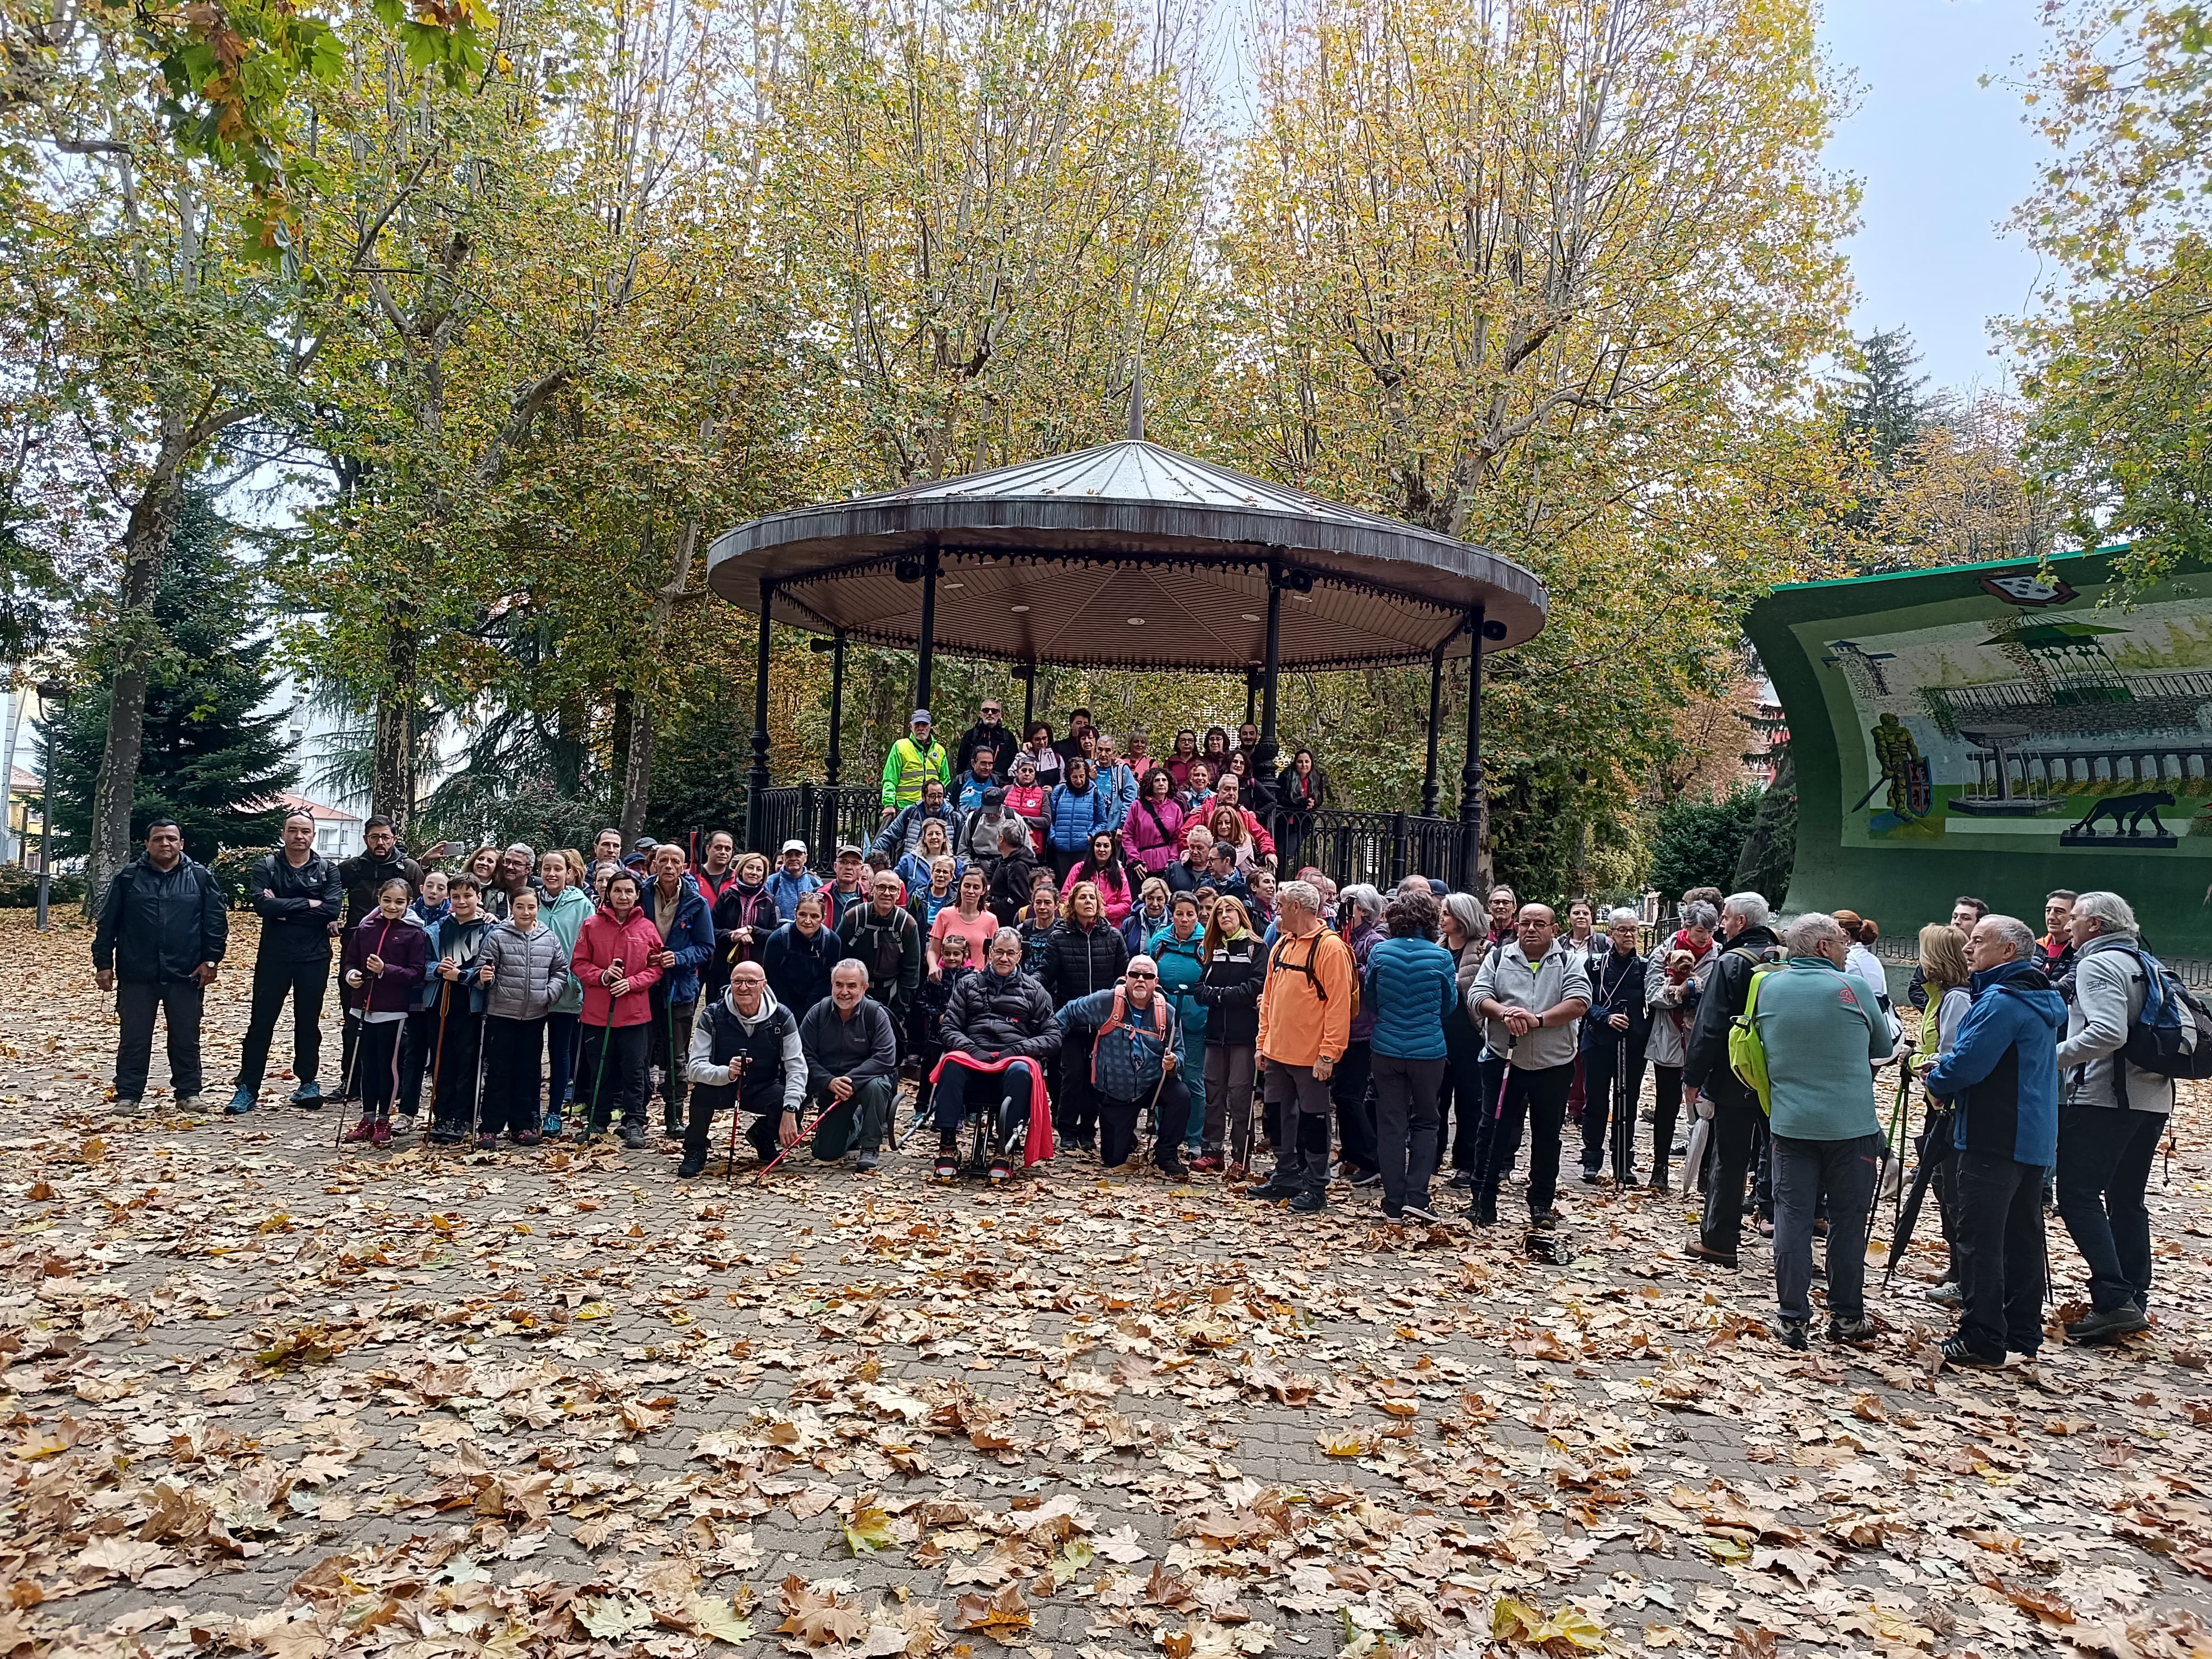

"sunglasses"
[1126, 970, 1157, 979]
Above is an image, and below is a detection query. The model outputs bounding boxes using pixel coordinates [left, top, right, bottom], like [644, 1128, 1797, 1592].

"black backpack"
[2117, 947, 2212, 1083]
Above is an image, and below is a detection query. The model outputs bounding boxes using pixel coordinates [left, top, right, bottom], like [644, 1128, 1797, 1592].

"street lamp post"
[34, 679, 68, 933]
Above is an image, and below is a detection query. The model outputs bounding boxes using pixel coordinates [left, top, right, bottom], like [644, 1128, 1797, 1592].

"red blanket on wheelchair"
[927, 1052, 1056, 1166]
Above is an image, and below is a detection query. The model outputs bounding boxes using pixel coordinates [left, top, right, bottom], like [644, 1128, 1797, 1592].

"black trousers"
[397, 1005, 443, 1117]
[578, 1023, 651, 1130]
[2056, 1105, 2164, 1314]
[1700, 1090, 1766, 1255]
[1098, 1072, 1190, 1170]
[1579, 1033, 1646, 1177]
[431, 1010, 486, 1133]
[357, 1019, 404, 1117]
[1330, 1040, 1377, 1176]
[235, 953, 330, 1091]
[1476, 1061, 1573, 1222]
[1649, 1064, 1684, 1184]
[1440, 1008, 1488, 1172]
[114, 979, 205, 1101]
[1953, 1148, 2048, 1360]
[1373, 1052, 1446, 1214]
[1057, 1033, 1099, 1143]
[482, 1015, 546, 1137]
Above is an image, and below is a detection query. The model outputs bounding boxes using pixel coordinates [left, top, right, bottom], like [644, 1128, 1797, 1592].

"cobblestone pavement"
[6, 913, 2212, 1659]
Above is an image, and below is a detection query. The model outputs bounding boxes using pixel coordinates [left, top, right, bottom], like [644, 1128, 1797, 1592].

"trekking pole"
[723, 1053, 749, 1185]
[427, 977, 452, 1138]
[1887, 1066, 1911, 1253]
[586, 957, 622, 1137]
[756, 1097, 828, 1182]
[1612, 1030, 1632, 1185]
[332, 1011, 366, 1148]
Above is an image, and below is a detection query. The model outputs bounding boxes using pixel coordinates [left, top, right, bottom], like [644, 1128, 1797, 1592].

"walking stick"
[332, 1011, 366, 1148]
[757, 1096, 831, 1182]
[586, 957, 622, 1138]
[427, 978, 452, 1135]
[1611, 1030, 1633, 1185]
[723, 1053, 749, 1184]
[1886, 1064, 1911, 1251]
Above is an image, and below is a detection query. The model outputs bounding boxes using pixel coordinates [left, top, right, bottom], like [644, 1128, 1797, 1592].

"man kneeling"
[797, 960, 900, 1171]
[931, 928, 1062, 1181]
[1059, 954, 1189, 1177]
[681, 960, 806, 1178]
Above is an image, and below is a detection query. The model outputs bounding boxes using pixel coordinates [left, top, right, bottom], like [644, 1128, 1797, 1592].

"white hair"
[2072, 890, 2138, 935]
[505, 843, 536, 865]
[1607, 907, 1641, 928]
[1782, 912, 1848, 956]
[1681, 901, 1720, 932]
[1980, 914, 2039, 961]
[1339, 883, 1384, 924]
[1277, 879, 1322, 915]
[1722, 891, 1772, 928]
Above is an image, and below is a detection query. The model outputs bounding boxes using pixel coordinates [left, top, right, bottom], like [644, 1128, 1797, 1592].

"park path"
[3, 911, 2210, 1659]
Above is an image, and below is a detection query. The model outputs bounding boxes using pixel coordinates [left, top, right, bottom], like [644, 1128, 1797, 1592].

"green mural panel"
[1745, 550, 2212, 958]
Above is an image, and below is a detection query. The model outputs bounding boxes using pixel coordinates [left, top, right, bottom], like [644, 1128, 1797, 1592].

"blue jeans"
[546, 1011, 581, 1121]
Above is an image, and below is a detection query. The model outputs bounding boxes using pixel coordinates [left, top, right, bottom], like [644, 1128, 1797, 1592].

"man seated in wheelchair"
[930, 927, 1062, 1182]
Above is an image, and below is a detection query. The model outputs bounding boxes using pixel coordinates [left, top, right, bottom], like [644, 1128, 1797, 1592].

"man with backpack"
[1732, 914, 1895, 1349]
[1252, 881, 1356, 1212]
[2054, 891, 2191, 1342]
[1056, 954, 1188, 1177]
[1921, 914, 2065, 1368]
[1682, 892, 1784, 1268]
[837, 870, 924, 1037]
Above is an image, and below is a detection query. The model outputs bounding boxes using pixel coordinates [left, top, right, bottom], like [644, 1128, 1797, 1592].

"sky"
[1817, 0, 2051, 398]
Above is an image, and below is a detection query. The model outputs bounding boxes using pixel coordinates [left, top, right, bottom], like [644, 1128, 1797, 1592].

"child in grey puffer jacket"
[477, 892, 571, 1144]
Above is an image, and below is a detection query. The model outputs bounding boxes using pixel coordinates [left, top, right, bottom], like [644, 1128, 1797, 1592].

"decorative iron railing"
[1261, 807, 1469, 893]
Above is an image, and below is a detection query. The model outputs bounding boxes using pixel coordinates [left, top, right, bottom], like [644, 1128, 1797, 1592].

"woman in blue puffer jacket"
[1046, 758, 1111, 880]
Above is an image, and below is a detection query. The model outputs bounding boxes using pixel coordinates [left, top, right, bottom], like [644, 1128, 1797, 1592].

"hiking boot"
[857, 1151, 880, 1173]
[1925, 1281, 1963, 1307]
[290, 1082, 323, 1109]
[663, 1103, 683, 1137]
[224, 1087, 258, 1116]
[343, 1116, 376, 1143]
[369, 1118, 393, 1147]
[620, 1123, 647, 1149]
[1771, 1317, 1810, 1351]
[1190, 1154, 1223, 1173]
[1828, 1314, 1877, 1345]
[1289, 1182, 1327, 1213]
[1249, 1163, 1303, 1200]
[477, 1133, 498, 1152]
[1156, 1153, 1188, 1180]
[1686, 1240, 1738, 1269]
[2066, 1301, 2149, 1343]
[1939, 1335, 2003, 1369]
[1648, 1164, 1670, 1191]
[677, 1151, 708, 1179]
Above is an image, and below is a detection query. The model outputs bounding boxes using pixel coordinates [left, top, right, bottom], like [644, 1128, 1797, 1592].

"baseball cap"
[781, 838, 808, 855]
[836, 841, 864, 857]
[632, 837, 658, 854]
[910, 709, 931, 725]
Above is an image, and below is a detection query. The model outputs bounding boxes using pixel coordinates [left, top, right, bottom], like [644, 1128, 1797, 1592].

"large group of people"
[86, 696, 2204, 1369]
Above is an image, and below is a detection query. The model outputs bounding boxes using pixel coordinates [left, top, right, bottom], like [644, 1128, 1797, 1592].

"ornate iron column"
[915, 541, 940, 713]
[1256, 562, 1283, 773]
[1457, 606, 1486, 894]
[744, 582, 775, 854]
[1420, 638, 1446, 818]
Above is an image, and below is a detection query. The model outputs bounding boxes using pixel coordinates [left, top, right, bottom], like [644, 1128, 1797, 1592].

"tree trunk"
[609, 689, 632, 808]
[371, 618, 420, 837]
[85, 441, 186, 910]
[618, 517, 704, 843]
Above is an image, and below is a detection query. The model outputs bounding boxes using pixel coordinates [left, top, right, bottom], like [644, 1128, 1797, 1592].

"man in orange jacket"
[1253, 879, 1354, 1212]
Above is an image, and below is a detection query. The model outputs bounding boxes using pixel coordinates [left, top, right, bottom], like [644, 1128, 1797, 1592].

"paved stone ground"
[6, 912, 2212, 1659]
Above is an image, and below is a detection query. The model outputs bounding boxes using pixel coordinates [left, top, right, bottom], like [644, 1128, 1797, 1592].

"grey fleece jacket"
[2055, 931, 2176, 1114]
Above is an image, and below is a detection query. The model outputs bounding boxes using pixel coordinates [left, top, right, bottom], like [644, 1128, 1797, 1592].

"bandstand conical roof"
[705, 439, 1547, 672]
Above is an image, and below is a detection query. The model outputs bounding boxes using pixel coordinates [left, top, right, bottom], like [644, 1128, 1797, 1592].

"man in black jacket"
[1681, 892, 1783, 1268]
[92, 819, 227, 1115]
[798, 962, 901, 1169]
[226, 810, 345, 1114]
[333, 815, 423, 1102]
[955, 696, 1016, 785]
[1579, 908, 1651, 1185]
[836, 871, 923, 1032]
[931, 928, 1062, 1179]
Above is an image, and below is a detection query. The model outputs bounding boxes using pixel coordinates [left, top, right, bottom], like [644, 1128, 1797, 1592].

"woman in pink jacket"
[569, 870, 665, 1146]
[1123, 768, 1186, 874]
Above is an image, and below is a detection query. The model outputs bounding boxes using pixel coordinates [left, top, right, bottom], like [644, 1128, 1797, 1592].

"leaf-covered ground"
[5, 911, 2212, 1659]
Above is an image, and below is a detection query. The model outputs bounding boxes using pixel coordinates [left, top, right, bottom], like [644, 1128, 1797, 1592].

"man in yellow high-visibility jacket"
[881, 709, 950, 825]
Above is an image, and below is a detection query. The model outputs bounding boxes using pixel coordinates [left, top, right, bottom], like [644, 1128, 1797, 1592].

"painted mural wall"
[1747, 554, 2212, 959]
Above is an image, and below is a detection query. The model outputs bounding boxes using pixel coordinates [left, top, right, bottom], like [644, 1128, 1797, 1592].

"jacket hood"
[1974, 958, 2066, 1027]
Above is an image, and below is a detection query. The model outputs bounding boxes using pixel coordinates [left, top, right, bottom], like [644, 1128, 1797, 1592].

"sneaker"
[1924, 1281, 1964, 1307]
[1939, 1335, 2003, 1369]
[342, 1116, 375, 1143]
[1828, 1314, 1877, 1345]
[1249, 1165, 1303, 1200]
[476, 1133, 498, 1151]
[1189, 1154, 1223, 1173]
[1447, 1168, 1476, 1189]
[542, 1111, 563, 1137]
[620, 1124, 647, 1149]
[935, 1157, 960, 1180]
[1755, 1216, 1775, 1238]
[395, 1112, 417, 1134]
[1289, 1184, 1327, 1213]
[857, 1152, 880, 1173]
[1771, 1317, 1810, 1351]
[173, 1095, 201, 1113]
[2066, 1302, 2149, 1343]
[1156, 1155, 1188, 1180]
[1528, 1207, 1560, 1230]
[1686, 1241, 1739, 1269]
[1580, 1167, 1601, 1185]
[989, 1158, 1012, 1184]
[511, 1129, 542, 1147]
[290, 1082, 323, 1109]
[369, 1118, 393, 1147]
[677, 1152, 708, 1179]
[112, 1097, 142, 1117]
[1404, 1203, 1439, 1225]
[1349, 1168, 1381, 1189]
[223, 1087, 258, 1116]
[428, 1130, 464, 1146]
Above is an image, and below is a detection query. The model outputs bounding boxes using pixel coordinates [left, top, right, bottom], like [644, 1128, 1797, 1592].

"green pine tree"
[1841, 327, 1933, 476]
[46, 492, 297, 865]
